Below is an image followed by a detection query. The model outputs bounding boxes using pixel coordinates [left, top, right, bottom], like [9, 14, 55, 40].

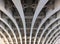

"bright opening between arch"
[0, 38, 5, 44]
[55, 39, 60, 44]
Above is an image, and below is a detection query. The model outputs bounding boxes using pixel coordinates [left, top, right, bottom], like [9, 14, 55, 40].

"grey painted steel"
[0, 25, 13, 44]
[0, 18, 17, 44]
[0, 31, 9, 44]
[49, 31, 60, 44]
[46, 27, 60, 44]
[0, 8, 22, 44]
[38, 18, 58, 44]
[34, 6, 60, 44]
[42, 23, 60, 44]
[53, 36, 60, 44]
[0, 0, 22, 44]
[40, 18, 60, 44]
[30, 0, 48, 44]
[0, 0, 60, 44]
[12, 0, 26, 44]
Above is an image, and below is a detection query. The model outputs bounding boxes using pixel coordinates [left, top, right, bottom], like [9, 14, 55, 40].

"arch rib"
[42, 23, 60, 44]
[38, 18, 60, 44]
[34, 6, 60, 44]
[0, 31, 9, 44]
[0, 18, 18, 44]
[46, 27, 60, 44]
[42, 24, 60, 44]
[0, 25, 13, 44]
[53, 36, 60, 44]
[49, 31, 60, 44]
[0, 0, 23, 44]
[30, 0, 48, 44]
[11, 0, 26, 44]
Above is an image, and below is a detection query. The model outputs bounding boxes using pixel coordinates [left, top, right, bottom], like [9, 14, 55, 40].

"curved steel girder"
[34, 6, 60, 44]
[11, 0, 26, 44]
[0, 0, 22, 44]
[0, 7, 22, 44]
[30, 0, 49, 44]
[49, 31, 60, 44]
[43, 24, 60, 43]
[0, 31, 9, 44]
[46, 27, 60, 44]
[0, 18, 18, 44]
[39, 18, 60, 44]
[53, 36, 60, 44]
[43, 23, 60, 44]
[0, 25, 13, 44]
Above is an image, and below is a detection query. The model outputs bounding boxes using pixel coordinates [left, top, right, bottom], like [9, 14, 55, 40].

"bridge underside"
[0, 0, 60, 44]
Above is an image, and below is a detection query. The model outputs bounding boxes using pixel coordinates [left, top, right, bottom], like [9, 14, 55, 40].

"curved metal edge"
[40, 18, 60, 44]
[43, 24, 60, 43]
[46, 27, 60, 44]
[0, 25, 13, 44]
[0, 0, 23, 43]
[0, 31, 9, 44]
[11, 0, 26, 44]
[34, 6, 60, 44]
[0, 7, 22, 44]
[49, 31, 60, 44]
[30, 0, 49, 44]
[0, 18, 17, 44]
[53, 36, 60, 44]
